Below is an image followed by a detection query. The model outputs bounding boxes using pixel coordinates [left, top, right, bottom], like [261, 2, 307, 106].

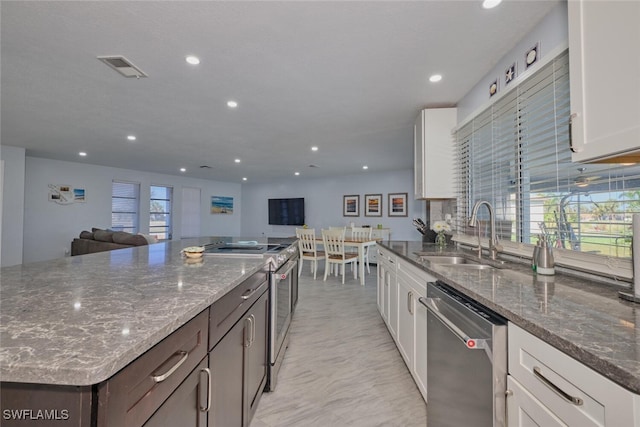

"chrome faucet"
[468, 200, 503, 260]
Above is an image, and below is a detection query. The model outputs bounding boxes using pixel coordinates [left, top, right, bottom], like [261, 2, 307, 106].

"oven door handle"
[272, 260, 297, 281]
[419, 297, 488, 351]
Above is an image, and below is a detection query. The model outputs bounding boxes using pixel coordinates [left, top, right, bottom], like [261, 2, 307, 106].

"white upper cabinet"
[568, 0, 640, 163]
[414, 108, 457, 199]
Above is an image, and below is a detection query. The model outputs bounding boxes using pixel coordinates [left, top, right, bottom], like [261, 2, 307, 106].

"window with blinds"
[455, 49, 640, 260]
[112, 181, 139, 233]
[150, 185, 172, 240]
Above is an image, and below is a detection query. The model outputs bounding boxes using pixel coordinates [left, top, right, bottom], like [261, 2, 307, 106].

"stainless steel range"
[203, 238, 299, 392]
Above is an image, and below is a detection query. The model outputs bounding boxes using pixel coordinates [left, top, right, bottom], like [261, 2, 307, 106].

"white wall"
[22, 157, 242, 263]
[241, 169, 425, 241]
[456, 1, 568, 122]
[0, 146, 26, 267]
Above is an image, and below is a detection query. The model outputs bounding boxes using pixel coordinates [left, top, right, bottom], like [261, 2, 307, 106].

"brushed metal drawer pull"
[199, 368, 212, 412]
[241, 288, 258, 300]
[151, 350, 189, 383]
[533, 366, 584, 406]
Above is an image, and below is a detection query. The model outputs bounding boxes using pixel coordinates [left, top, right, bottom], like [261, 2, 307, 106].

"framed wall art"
[343, 195, 359, 217]
[364, 194, 382, 217]
[388, 192, 408, 217]
[211, 196, 233, 214]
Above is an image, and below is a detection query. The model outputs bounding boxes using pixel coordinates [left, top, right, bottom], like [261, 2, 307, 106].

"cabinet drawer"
[97, 309, 209, 427]
[209, 268, 269, 350]
[396, 260, 433, 297]
[508, 323, 638, 426]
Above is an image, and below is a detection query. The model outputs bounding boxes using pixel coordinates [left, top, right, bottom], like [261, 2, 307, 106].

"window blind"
[112, 181, 139, 233]
[455, 49, 640, 261]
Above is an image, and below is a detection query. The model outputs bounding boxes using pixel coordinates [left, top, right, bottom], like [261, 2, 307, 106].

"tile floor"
[251, 265, 428, 427]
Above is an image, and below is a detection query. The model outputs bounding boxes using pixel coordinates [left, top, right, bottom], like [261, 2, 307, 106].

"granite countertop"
[0, 237, 279, 386]
[380, 240, 640, 394]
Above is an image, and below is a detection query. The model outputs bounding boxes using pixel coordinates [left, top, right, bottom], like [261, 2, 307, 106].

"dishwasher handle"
[419, 297, 488, 350]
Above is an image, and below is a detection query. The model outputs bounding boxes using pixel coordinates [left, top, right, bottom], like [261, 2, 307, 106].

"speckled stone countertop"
[0, 238, 284, 386]
[380, 240, 640, 394]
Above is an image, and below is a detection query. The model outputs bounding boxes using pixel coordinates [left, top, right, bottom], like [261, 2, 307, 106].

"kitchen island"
[0, 237, 289, 426]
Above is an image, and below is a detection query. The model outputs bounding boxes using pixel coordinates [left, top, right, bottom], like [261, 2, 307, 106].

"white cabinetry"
[368, 228, 390, 264]
[376, 246, 397, 337]
[568, 0, 640, 162]
[414, 108, 457, 199]
[507, 323, 640, 426]
[396, 259, 432, 402]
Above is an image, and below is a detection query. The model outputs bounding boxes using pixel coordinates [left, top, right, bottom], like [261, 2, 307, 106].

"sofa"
[71, 228, 156, 256]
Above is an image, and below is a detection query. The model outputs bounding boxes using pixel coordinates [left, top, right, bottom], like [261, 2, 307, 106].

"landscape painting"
[211, 196, 233, 214]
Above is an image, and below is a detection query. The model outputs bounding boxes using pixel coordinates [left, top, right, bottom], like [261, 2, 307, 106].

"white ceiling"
[1, 0, 559, 183]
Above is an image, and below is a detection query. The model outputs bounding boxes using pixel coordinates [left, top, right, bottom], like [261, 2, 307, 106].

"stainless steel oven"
[266, 251, 298, 391]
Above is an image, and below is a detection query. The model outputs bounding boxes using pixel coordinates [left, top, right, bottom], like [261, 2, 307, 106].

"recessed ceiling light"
[185, 55, 200, 65]
[127, 135, 136, 141]
[234, 158, 241, 163]
[294, 172, 300, 176]
[362, 165, 368, 170]
[79, 152, 87, 157]
[482, 0, 502, 9]
[227, 100, 238, 108]
[311, 146, 319, 151]
[242, 177, 248, 181]
[429, 74, 442, 83]
[180, 168, 186, 172]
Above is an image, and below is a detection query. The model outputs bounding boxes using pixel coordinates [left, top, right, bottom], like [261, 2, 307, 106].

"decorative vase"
[435, 232, 447, 247]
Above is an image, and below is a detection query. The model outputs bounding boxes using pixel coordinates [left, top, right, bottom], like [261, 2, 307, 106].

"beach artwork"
[211, 196, 233, 214]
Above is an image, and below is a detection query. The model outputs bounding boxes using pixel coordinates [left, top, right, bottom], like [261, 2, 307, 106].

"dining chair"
[321, 228, 358, 284]
[296, 228, 325, 280]
[351, 226, 373, 274]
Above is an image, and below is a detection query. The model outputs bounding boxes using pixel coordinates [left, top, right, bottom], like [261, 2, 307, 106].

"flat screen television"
[268, 198, 305, 226]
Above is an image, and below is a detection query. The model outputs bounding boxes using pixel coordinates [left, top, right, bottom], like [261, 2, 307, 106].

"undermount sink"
[418, 256, 470, 265]
[418, 255, 497, 271]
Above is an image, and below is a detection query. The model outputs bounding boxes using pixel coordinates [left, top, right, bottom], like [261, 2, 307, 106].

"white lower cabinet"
[507, 323, 640, 427]
[376, 246, 397, 337]
[378, 254, 432, 403]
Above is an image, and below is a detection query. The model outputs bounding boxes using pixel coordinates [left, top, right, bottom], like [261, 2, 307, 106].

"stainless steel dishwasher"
[419, 281, 507, 427]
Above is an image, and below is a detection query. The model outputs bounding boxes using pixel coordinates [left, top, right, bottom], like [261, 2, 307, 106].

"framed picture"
[343, 195, 359, 217]
[211, 196, 233, 214]
[388, 192, 408, 217]
[364, 194, 382, 217]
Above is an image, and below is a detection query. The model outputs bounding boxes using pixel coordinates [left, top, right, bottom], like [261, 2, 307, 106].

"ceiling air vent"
[97, 56, 148, 78]
[308, 164, 320, 168]
[199, 165, 212, 169]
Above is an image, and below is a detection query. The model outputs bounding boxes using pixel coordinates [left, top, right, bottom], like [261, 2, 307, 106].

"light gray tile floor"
[252, 265, 427, 427]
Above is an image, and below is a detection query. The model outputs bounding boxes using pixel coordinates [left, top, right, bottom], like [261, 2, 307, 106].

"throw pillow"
[113, 231, 148, 246]
[138, 233, 159, 244]
[93, 230, 115, 242]
[79, 230, 94, 240]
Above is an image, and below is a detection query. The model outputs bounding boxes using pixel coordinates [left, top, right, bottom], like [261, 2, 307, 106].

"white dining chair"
[351, 226, 373, 274]
[322, 228, 358, 284]
[296, 228, 325, 280]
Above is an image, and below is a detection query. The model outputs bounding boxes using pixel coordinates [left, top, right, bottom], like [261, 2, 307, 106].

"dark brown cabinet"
[209, 281, 269, 427]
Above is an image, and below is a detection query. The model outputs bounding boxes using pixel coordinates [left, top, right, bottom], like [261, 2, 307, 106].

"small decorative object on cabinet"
[414, 108, 457, 199]
[568, 0, 640, 163]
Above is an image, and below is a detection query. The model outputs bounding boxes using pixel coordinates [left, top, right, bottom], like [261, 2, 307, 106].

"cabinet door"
[569, 0, 640, 162]
[244, 291, 269, 425]
[387, 265, 398, 338]
[209, 317, 245, 427]
[414, 293, 427, 402]
[507, 376, 566, 427]
[377, 252, 386, 319]
[143, 358, 208, 427]
[396, 279, 414, 368]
